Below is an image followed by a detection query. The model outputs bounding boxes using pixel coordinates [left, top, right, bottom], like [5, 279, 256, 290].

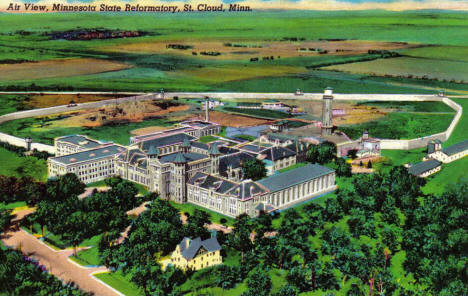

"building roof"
[408, 159, 442, 176]
[258, 163, 334, 192]
[182, 136, 192, 148]
[262, 146, 296, 161]
[50, 144, 126, 165]
[226, 180, 266, 200]
[192, 141, 209, 151]
[442, 139, 468, 156]
[188, 172, 238, 194]
[160, 152, 207, 164]
[56, 135, 102, 149]
[219, 152, 256, 174]
[208, 143, 220, 155]
[254, 203, 276, 212]
[430, 139, 443, 144]
[286, 141, 308, 153]
[240, 144, 268, 154]
[178, 237, 221, 260]
[147, 145, 159, 156]
[219, 146, 240, 155]
[265, 133, 299, 142]
[140, 133, 196, 151]
[174, 152, 187, 164]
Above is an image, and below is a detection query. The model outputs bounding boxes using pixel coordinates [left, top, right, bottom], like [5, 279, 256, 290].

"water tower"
[321, 87, 334, 135]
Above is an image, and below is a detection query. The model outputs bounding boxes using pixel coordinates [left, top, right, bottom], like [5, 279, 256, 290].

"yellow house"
[170, 237, 222, 271]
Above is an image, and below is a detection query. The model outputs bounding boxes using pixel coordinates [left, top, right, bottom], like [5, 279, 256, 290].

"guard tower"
[321, 87, 334, 135]
[25, 137, 33, 151]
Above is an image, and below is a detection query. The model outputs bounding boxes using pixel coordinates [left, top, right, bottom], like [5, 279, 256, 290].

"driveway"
[1, 209, 120, 296]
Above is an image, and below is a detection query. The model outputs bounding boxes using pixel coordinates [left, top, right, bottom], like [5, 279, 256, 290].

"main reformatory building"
[48, 118, 336, 217]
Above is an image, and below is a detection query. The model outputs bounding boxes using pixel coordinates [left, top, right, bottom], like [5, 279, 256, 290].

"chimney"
[205, 96, 210, 122]
[185, 238, 190, 250]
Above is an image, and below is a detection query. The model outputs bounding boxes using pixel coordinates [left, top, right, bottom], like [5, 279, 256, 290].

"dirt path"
[1, 210, 119, 296]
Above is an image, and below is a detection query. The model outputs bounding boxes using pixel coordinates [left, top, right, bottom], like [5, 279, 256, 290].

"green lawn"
[356, 101, 455, 113]
[233, 134, 257, 142]
[340, 112, 454, 140]
[199, 135, 218, 143]
[221, 106, 291, 120]
[0, 201, 27, 210]
[86, 180, 149, 195]
[169, 201, 235, 226]
[444, 98, 468, 146]
[378, 98, 468, 194]
[94, 271, 142, 296]
[381, 148, 426, 166]
[0, 117, 176, 146]
[423, 155, 468, 195]
[70, 235, 103, 266]
[0, 147, 47, 181]
[277, 162, 308, 173]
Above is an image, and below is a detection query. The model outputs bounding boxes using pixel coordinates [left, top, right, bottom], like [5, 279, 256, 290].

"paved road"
[1, 209, 119, 296]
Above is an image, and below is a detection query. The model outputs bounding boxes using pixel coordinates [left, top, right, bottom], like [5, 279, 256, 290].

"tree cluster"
[99, 200, 214, 295]
[24, 174, 146, 254]
[0, 175, 46, 205]
[241, 158, 267, 181]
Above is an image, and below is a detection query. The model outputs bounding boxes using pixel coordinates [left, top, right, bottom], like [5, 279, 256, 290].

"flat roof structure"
[258, 163, 334, 193]
[408, 159, 442, 176]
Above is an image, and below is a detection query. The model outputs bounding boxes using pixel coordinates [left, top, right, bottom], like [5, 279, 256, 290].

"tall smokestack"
[205, 96, 210, 122]
[322, 87, 333, 135]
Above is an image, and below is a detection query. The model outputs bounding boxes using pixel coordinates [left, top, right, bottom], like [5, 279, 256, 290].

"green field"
[324, 56, 468, 83]
[0, 147, 47, 181]
[95, 271, 142, 296]
[0, 116, 176, 145]
[221, 106, 291, 119]
[1, 11, 468, 95]
[339, 112, 454, 140]
[356, 100, 455, 113]
[169, 201, 235, 226]
[401, 45, 468, 63]
[422, 98, 468, 194]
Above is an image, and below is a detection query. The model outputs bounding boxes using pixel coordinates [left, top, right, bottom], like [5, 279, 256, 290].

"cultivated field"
[205, 111, 271, 127]
[323, 56, 468, 83]
[25, 94, 131, 108]
[0, 58, 131, 81]
[103, 40, 416, 60]
[1, 11, 468, 94]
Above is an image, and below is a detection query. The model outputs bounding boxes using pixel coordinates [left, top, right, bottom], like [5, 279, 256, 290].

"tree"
[241, 158, 267, 181]
[273, 284, 299, 296]
[46, 173, 85, 202]
[242, 265, 272, 296]
[334, 157, 352, 177]
[216, 265, 243, 289]
[347, 149, 358, 159]
[323, 198, 343, 222]
[229, 214, 253, 262]
[61, 211, 90, 256]
[186, 209, 211, 239]
[0, 209, 11, 232]
[306, 142, 336, 164]
[105, 177, 139, 210]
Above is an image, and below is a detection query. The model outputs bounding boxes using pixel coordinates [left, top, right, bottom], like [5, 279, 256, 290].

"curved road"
[1, 209, 119, 296]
